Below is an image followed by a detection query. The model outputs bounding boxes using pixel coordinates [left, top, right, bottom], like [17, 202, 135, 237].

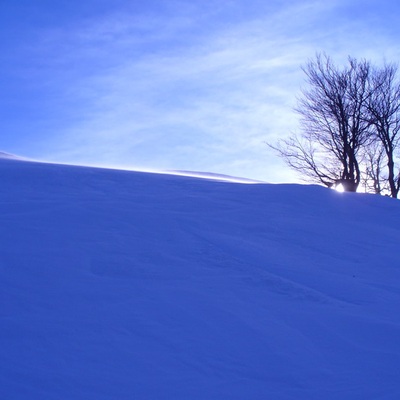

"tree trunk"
[341, 179, 358, 192]
[387, 155, 399, 198]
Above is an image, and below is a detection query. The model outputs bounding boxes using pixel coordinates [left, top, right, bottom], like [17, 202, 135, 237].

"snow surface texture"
[1, 157, 400, 400]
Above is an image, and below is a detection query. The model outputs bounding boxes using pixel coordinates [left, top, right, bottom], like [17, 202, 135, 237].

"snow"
[164, 170, 264, 183]
[0, 151, 23, 160]
[0, 156, 399, 399]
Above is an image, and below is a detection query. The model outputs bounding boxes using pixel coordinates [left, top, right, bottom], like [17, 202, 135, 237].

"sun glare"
[335, 184, 345, 192]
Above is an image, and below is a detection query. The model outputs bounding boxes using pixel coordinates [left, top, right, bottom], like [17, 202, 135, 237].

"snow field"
[0, 157, 399, 399]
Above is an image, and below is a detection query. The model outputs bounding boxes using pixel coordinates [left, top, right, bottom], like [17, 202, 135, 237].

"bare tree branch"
[367, 63, 400, 198]
[271, 54, 373, 192]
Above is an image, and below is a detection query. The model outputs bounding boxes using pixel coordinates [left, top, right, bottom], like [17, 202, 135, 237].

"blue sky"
[1, 0, 399, 181]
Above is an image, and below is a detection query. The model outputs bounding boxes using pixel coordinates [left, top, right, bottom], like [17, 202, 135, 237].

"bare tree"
[366, 64, 400, 198]
[272, 54, 373, 192]
[360, 140, 387, 194]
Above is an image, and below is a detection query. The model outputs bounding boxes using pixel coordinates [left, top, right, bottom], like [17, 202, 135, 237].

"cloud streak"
[6, 0, 400, 181]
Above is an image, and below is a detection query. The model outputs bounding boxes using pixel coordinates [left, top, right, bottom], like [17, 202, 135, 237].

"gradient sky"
[1, 0, 399, 181]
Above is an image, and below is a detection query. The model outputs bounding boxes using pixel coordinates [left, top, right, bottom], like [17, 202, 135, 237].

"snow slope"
[0, 157, 399, 400]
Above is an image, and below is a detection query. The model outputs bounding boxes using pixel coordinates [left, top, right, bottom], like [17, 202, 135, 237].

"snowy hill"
[1, 156, 400, 400]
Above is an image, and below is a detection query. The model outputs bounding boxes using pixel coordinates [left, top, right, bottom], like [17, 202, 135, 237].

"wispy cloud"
[20, 0, 400, 181]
